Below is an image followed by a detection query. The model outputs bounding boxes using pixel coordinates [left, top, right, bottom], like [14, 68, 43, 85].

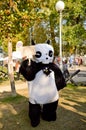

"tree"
[0, 0, 86, 55]
[8, 40, 16, 96]
[63, 0, 86, 54]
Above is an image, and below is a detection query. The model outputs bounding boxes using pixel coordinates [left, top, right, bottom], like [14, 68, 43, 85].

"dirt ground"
[0, 81, 86, 130]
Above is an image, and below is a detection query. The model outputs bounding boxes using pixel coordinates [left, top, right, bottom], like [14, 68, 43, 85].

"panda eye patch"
[35, 51, 41, 58]
[49, 50, 53, 57]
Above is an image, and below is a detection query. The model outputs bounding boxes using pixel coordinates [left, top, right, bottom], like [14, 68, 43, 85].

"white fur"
[34, 44, 54, 64]
[28, 70, 59, 104]
[28, 43, 59, 104]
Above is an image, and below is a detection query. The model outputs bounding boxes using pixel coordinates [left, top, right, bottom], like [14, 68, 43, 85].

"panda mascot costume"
[19, 40, 66, 127]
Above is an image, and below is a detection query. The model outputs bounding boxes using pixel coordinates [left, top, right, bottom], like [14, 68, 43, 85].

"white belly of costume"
[28, 70, 59, 104]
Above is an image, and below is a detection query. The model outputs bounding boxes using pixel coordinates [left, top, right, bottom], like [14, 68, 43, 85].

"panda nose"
[46, 57, 48, 60]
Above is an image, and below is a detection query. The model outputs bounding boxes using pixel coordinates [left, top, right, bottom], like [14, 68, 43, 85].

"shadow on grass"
[0, 86, 86, 130]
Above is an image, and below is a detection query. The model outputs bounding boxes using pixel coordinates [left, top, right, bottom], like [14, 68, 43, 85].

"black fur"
[19, 59, 66, 90]
[29, 102, 41, 127]
[29, 101, 58, 127]
[46, 39, 50, 44]
[19, 59, 66, 127]
[41, 100, 58, 121]
[31, 39, 35, 45]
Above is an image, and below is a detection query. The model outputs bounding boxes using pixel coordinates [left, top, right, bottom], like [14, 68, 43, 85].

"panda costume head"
[34, 43, 54, 64]
[19, 40, 66, 127]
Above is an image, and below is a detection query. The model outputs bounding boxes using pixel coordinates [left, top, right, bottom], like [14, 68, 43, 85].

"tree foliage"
[63, 0, 86, 54]
[0, 0, 86, 55]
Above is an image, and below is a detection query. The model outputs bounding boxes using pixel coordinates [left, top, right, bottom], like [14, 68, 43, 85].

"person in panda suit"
[19, 40, 66, 127]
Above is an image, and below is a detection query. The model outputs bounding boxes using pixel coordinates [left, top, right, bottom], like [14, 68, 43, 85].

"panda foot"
[42, 114, 56, 122]
[31, 121, 40, 127]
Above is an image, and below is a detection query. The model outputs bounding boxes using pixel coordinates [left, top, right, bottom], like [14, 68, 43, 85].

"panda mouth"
[42, 61, 50, 64]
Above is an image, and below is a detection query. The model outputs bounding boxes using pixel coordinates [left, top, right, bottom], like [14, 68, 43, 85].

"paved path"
[68, 65, 86, 71]
[68, 65, 86, 85]
[0, 81, 28, 93]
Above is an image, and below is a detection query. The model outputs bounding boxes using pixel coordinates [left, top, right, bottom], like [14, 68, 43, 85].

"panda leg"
[42, 100, 58, 121]
[28, 102, 41, 127]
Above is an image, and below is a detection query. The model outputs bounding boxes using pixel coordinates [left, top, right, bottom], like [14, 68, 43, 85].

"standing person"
[19, 41, 66, 127]
[78, 56, 82, 66]
[54, 56, 59, 67]
[69, 54, 74, 68]
[63, 59, 70, 79]
[15, 61, 20, 80]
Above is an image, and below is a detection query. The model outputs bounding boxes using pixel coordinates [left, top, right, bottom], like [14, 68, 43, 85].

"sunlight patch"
[0, 112, 3, 118]
[0, 104, 17, 115]
[0, 123, 3, 129]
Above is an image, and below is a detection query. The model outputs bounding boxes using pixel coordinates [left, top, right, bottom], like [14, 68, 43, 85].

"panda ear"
[31, 39, 35, 45]
[46, 40, 50, 44]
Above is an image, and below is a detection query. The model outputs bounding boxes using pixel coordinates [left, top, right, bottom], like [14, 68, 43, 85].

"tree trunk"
[8, 40, 16, 96]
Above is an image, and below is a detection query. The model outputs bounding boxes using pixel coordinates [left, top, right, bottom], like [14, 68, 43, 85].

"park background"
[0, 0, 86, 130]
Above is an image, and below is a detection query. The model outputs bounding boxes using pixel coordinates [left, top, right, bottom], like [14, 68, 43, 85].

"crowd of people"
[55, 54, 83, 68]
[54, 54, 84, 79]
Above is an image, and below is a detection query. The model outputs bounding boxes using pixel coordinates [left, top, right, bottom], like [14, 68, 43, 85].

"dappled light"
[0, 85, 86, 130]
[0, 104, 17, 115]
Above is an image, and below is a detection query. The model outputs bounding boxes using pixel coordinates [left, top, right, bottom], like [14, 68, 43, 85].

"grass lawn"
[0, 82, 86, 130]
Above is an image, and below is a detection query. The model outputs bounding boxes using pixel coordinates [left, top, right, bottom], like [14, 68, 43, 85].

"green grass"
[0, 94, 27, 103]
[0, 66, 24, 83]
[0, 84, 86, 130]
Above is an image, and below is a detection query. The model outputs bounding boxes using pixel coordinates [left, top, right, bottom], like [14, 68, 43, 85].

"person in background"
[78, 56, 82, 66]
[63, 59, 70, 79]
[15, 60, 20, 80]
[69, 54, 74, 68]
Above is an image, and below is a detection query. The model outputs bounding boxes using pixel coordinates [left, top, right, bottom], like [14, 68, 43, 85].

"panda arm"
[19, 59, 37, 81]
[50, 63, 66, 91]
